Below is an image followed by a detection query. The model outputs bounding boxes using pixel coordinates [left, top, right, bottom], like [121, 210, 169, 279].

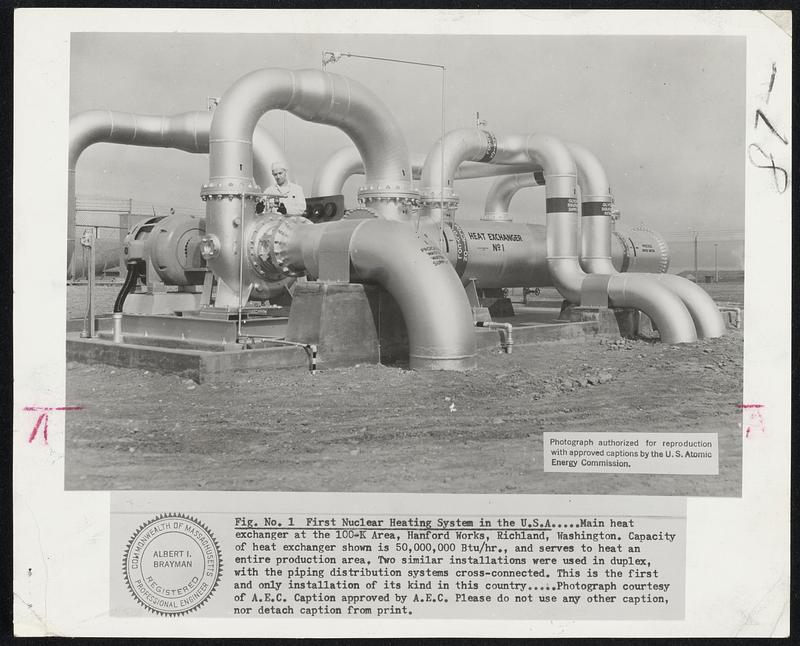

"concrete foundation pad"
[67, 334, 309, 383]
[476, 319, 601, 350]
[66, 301, 615, 380]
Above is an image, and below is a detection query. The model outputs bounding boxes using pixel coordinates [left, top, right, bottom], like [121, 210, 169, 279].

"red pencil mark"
[737, 404, 766, 437]
[23, 406, 83, 445]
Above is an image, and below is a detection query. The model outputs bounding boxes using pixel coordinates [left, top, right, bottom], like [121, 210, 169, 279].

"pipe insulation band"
[545, 197, 579, 213]
[581, 201, 614, 217]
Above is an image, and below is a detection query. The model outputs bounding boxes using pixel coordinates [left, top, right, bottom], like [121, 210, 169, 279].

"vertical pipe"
[112, 312, 123, 343]
[88, 229, 96, 338]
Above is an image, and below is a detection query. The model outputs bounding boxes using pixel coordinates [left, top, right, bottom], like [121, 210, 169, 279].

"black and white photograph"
[13, 8, 790, 638]
[63, 30, 745, 496]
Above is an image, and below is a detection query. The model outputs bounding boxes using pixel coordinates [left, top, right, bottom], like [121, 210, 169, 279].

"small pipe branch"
[475, 321, 514, 353]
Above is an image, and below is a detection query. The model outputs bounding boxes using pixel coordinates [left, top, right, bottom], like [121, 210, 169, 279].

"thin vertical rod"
[237, 194, 245, 336]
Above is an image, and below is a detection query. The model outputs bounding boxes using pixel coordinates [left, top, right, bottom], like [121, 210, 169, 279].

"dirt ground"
[65, 283, 743, 496]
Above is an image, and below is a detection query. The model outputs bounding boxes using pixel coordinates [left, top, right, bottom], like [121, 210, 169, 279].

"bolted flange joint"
[247, 214, 311, 281]
[200, 177, 263, 202]
[418, 186, 459, 209]
[357, 180, 420, 208]
[271, 215, 313, 277]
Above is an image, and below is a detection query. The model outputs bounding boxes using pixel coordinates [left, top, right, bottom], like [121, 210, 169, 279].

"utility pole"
[714, 243, 719, 283]
[693, 231, 699, 282]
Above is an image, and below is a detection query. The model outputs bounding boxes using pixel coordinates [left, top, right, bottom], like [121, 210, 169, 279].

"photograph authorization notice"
[13, 8, 790, 639]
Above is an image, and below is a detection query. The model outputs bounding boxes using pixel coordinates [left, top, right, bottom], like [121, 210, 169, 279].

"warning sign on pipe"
[543, 432, 719, 475]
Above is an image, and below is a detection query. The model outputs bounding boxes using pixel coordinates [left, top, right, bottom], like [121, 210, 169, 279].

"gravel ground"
[64, 281, 743, 496]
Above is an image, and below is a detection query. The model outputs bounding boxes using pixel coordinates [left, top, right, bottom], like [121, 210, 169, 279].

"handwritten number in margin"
[748, 144, 789, 194]
[754, 109, 788, 145]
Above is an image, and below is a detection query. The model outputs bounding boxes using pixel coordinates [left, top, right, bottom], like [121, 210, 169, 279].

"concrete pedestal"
[285, 282, 408, 367]
[563, 305, 642, 338]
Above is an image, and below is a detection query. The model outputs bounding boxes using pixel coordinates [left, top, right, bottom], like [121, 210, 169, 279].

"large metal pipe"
[203, 68, 418, 305]
[643, 273, 727, 338]
[565, 142, 616, 275]
[266, 218, 477, 370]
[482, 172, 546, 221]
[68, 109, 286, 270]
[419, 128, 497, 222]
[488, 132, 696, 343]
[567, 142, 723, 339]
[312, 145, 538, 197]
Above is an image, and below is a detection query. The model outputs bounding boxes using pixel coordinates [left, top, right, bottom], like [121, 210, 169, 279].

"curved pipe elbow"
[312, 146, 364, 196]
[565, 142, 611, 200]
[285, 219, 477, 370]
[547, 259, 584, 304]
[646, 274, 726, 339]
[606, 274, 698, 344]
[421, 128, 495, 194]
[484, 172, 544, 219]
[211, 68, 412, 188]
[349, 220, 477, 370]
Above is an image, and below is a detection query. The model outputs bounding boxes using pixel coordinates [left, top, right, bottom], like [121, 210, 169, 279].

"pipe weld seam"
[209, 137, 257, 145]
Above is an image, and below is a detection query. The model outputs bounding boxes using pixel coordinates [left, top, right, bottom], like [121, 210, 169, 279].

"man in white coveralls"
[261, 161, 307, 215]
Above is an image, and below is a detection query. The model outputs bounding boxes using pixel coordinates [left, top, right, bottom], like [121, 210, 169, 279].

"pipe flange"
[247, 215, 286, 281]
[418, 186, 459, 208]
[271, 215, 313, 277]
[357, 181, 419, 206]
[200, 178, 262, 202]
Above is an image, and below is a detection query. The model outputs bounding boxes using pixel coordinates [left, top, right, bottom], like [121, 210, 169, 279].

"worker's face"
[272, 168, 287, 186]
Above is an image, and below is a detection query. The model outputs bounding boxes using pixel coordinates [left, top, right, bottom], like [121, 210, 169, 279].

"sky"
[70, 32, 746, 270]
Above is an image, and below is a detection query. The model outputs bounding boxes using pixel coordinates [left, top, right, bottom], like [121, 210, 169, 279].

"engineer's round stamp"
[123, 513, 222, 615]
